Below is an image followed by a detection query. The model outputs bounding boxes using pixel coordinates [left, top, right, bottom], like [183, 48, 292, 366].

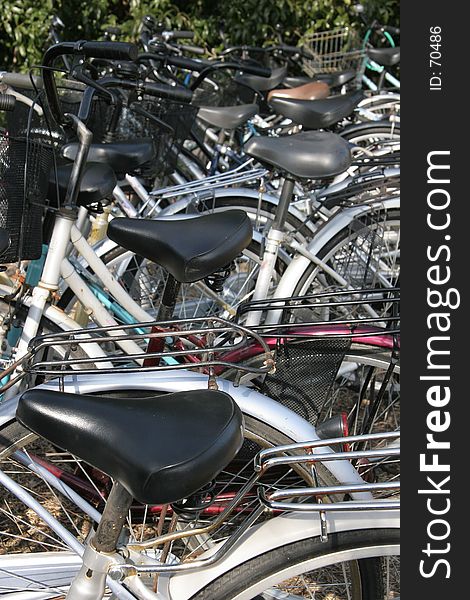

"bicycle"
[0, 58, 399, 330]
[0, 41, 383, 496]
[1, 372, 400, 599]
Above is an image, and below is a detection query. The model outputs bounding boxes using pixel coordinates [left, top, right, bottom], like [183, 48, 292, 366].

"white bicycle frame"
[0, 461, 399, 600]
[0, 372, 387, 594]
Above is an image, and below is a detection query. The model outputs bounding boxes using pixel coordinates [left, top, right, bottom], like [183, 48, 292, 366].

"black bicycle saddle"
[17, 388, 244, 505]
[107, 210, 252, 283]
[245, 131, 351, 179]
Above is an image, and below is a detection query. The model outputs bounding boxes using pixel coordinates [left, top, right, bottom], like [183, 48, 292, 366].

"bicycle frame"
[1, 194, 400, 395]
[0, 414, 399, 598]
[361, 24, 400, 91]
[0, 468, 399, 600]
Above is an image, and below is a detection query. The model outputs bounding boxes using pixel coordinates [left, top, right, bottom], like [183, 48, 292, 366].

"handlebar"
[0, 72, 44, 90]
[96, 77, 193, 103]
[234, 62, 271, 78]
[371, 21, 400, 36]
[79, 41, 138, 61]
[176, 43, 206, 56]
[220, 45, 266, 56]
[383, 25, 400, 36]
[42, 41, 139, 125]
[0, 94, 16, 112]
[0, 71, 85, 92]
[220, 43, 311, 63]
[163, 30, 195, 41]
[138, 52, 210, 72]
[189, 61, 271, 93]
[143, 81, 193, 102]
[139, 52, 271, 78]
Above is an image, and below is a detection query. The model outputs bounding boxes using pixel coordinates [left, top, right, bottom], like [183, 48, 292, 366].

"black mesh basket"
[237, 288, 400, 425]
[108, 97, 199, 178]
[8, 88, 198, 179]
[262, 338, 352, 424]
[0, 132, 53, 263]
[192, 70, 257, 107]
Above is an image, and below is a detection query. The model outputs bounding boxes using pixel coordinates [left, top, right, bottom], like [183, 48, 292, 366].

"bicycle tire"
[189, 528, 400, 600]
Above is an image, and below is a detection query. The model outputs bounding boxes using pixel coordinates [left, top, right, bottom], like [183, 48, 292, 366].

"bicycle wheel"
[356, 92, 400, 122]
[196, 193, 315, 243]
[293, 207, 400, 299]
[189, 528, 400, 600]
[341, 123, 400, 157]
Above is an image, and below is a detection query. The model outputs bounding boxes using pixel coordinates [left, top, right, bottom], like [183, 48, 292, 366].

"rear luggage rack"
[0, 316, 274, 393]
[236, 287, 400, 339]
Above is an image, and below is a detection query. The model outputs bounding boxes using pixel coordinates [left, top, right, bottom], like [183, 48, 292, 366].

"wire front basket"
[301, 27, 365, 77]
[60, 90, 199, 179]
[192, 70, 257, 107]
[112, 96, 199, 178]
[0, 131, 53, 263]
[6, 85, 198, 180]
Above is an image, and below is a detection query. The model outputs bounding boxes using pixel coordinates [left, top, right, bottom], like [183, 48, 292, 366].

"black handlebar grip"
[143, 82, 193, 103]
[278, 45, 302, 54]
[0, 94, 16, 112]
[80, 41, 138, 61]
[384, 25, 400, 36]
[178, 44, 206, 56]
[164, 54, 209, 72]
[238, 64, 272, 78]
[169, 30, 195, 40]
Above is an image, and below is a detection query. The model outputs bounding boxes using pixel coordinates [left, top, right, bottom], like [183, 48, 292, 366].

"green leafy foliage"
[0, 0, 399, 70]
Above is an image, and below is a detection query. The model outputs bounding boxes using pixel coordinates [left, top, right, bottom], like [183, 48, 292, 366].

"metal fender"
[272, 196, 400, 302]
[340, 117, 400, 137]
[168, 509, 400, 600]
[0, 370, 370, 499]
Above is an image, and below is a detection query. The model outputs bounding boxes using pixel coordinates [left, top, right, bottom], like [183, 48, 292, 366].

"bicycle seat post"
[157, 273, 181, 321]
[67, 481, 133, 600]
[273, 177, 295, 229]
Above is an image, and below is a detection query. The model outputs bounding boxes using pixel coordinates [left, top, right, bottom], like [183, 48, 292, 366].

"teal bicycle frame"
[361, 28, 400, 91]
